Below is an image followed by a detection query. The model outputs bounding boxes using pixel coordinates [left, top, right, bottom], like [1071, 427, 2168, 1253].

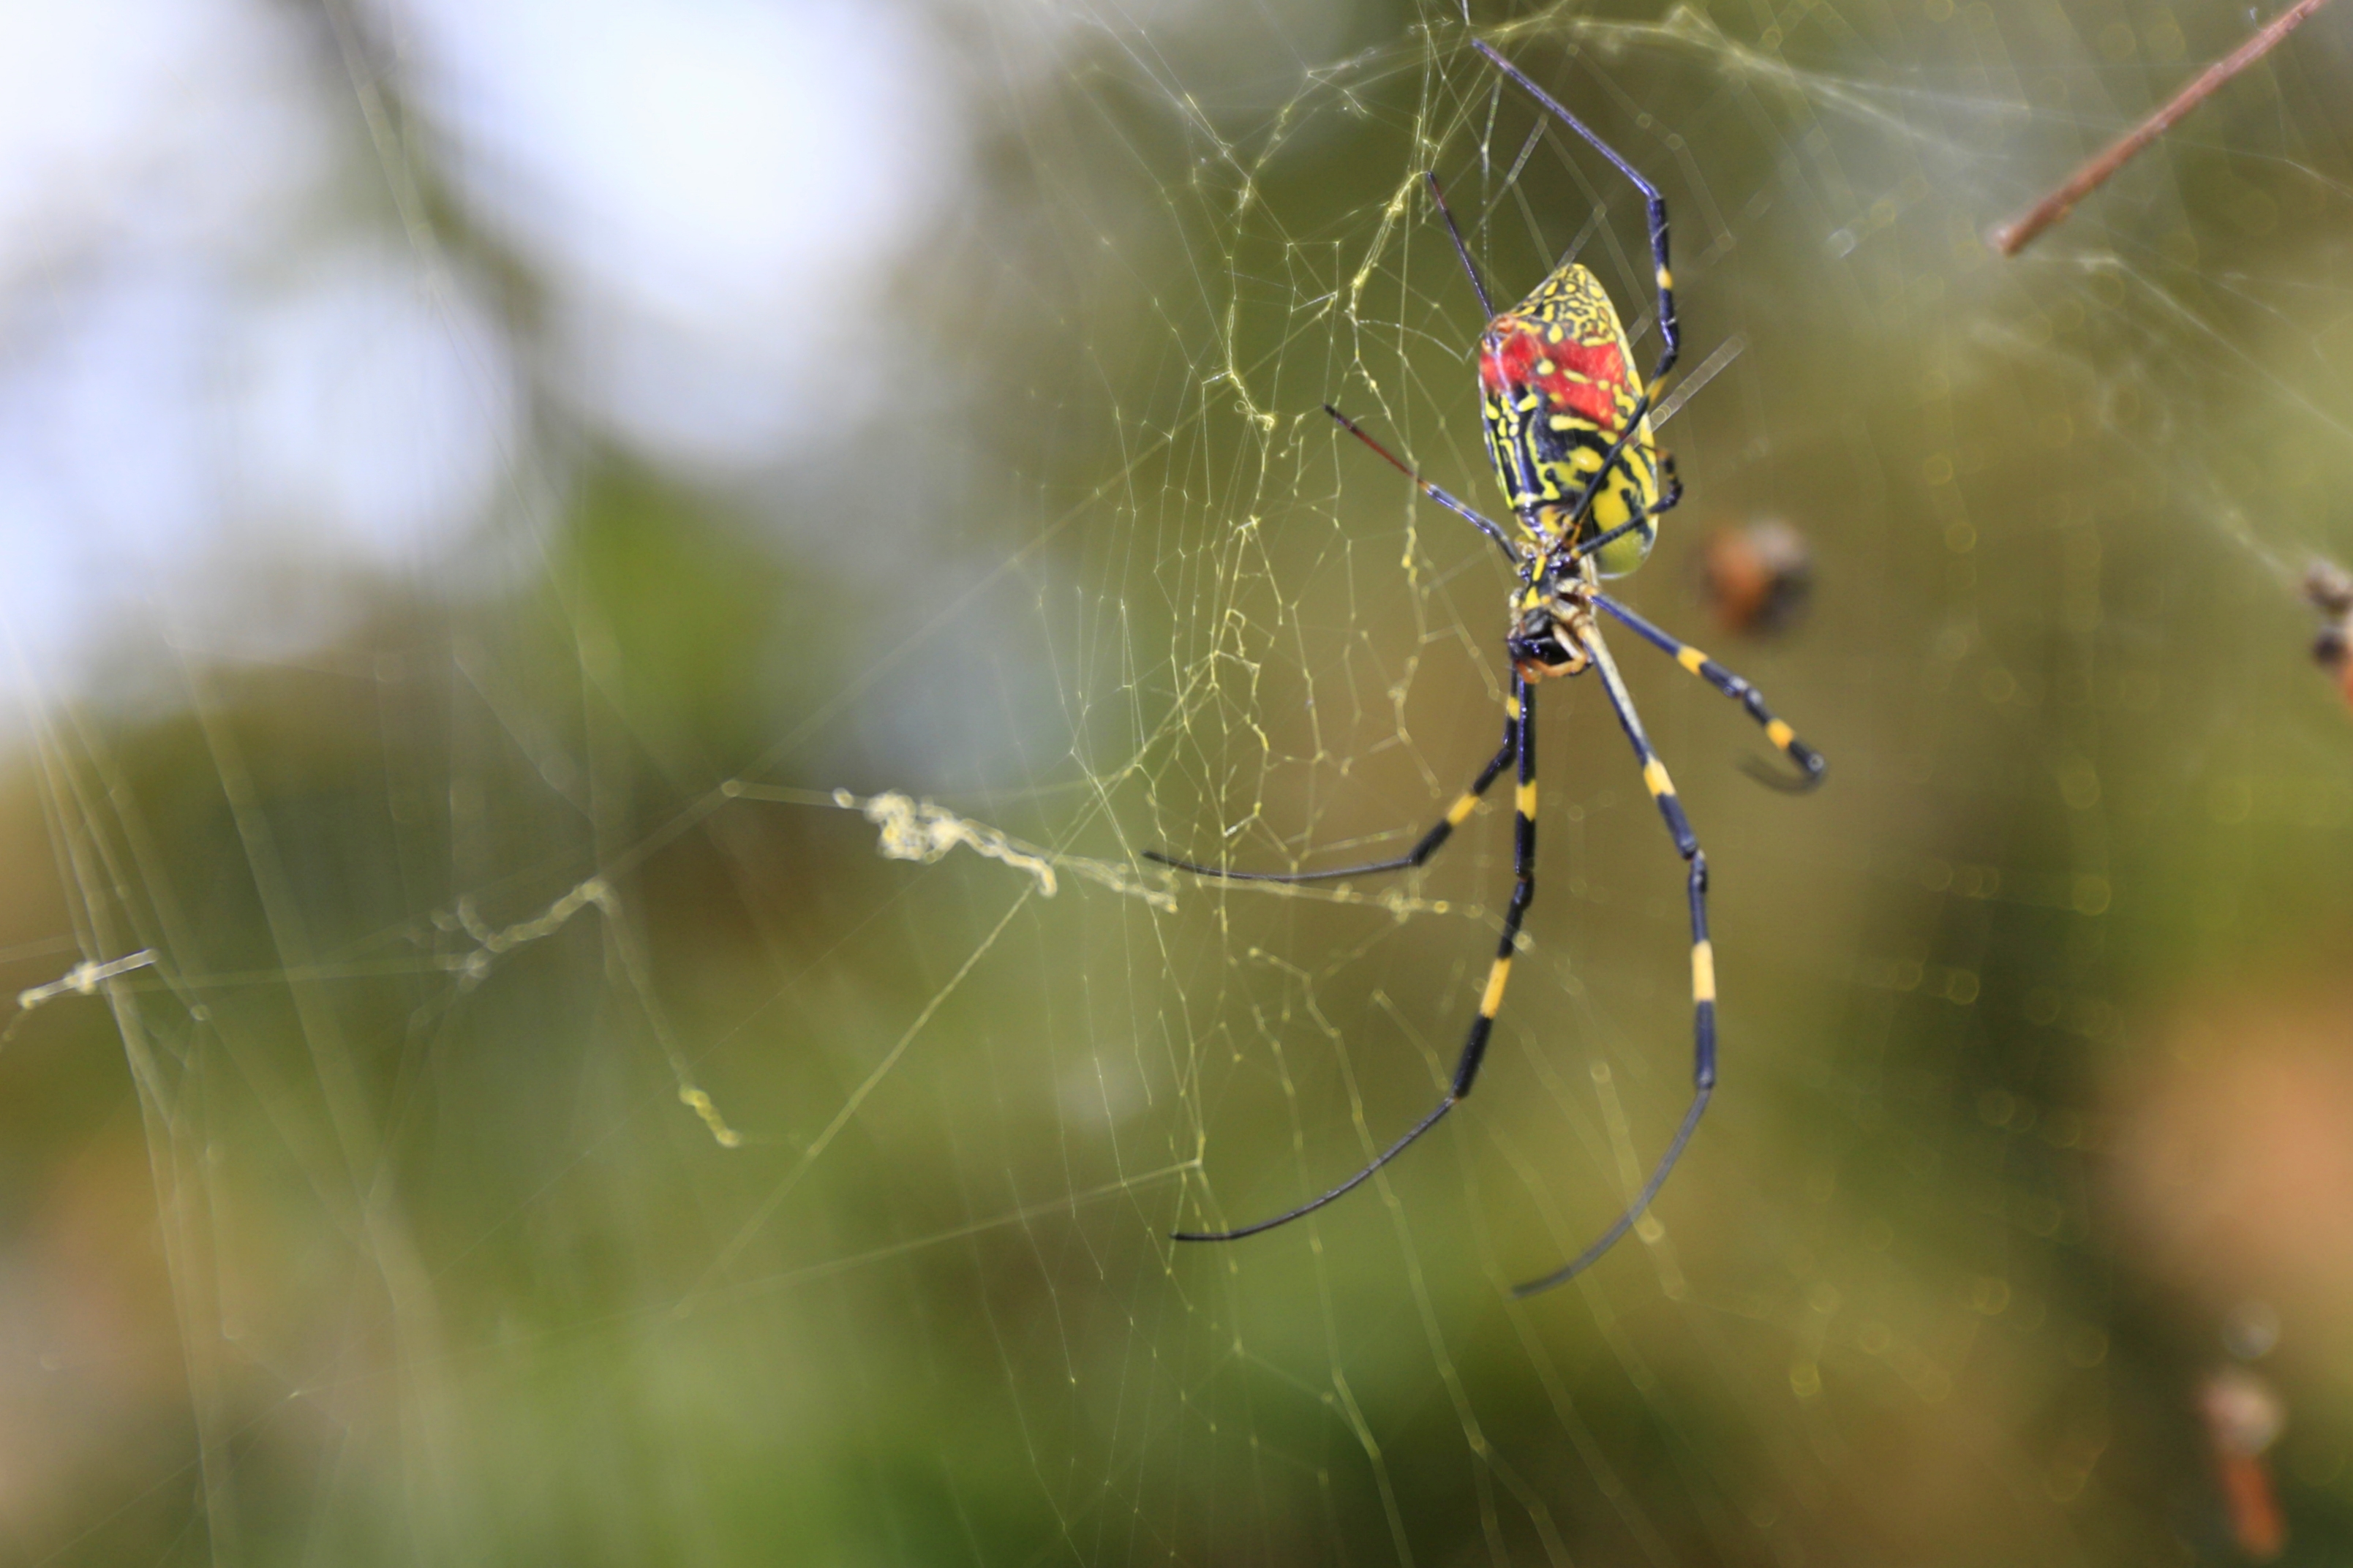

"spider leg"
[1475, 39, 1686, 571]
[1560, 458, 1682, 571]
[1592, 594, 1826, 791]
[1537, 391, 1661, 571]
[1173, 674, 1537, 1243]
[1324, 404, 1521, 567]
[1424, 169, 1497, 321]
[1513, 623, 1709, 1294]
[1147, 689, 1518, 885]
[1473, 39, 1678, 385]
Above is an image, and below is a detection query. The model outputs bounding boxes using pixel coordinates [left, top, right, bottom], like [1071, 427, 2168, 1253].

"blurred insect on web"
[1699, 520, 1814, 639]
[1150, 39, 1825, 1295]
[2306, 559, 2353, 709]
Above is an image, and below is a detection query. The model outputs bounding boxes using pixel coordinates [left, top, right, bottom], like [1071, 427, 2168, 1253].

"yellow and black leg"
[1593, 594, 1826, 791]
[1475, 39, 1678, 383]
[1561, 456, 1684, 573]
[1321, 403, 1521, 567]
[1172, 675, 1538, 1243]
[1512, 628, 1712, 1296]
[1477, 38, 1683, 560]
[1145, 692, 1522, 885]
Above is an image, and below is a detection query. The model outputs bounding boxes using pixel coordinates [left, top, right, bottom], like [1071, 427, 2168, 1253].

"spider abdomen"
[1477, 263, 1661, 578]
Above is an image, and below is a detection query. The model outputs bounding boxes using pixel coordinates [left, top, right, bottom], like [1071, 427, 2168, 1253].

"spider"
[1150, 39, 1824, 1296]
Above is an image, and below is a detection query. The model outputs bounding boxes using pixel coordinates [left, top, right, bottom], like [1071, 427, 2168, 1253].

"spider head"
[1508, 603, 1581, 682]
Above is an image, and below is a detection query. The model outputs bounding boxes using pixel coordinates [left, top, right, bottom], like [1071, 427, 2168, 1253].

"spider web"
[8, 1, 2353, 1564]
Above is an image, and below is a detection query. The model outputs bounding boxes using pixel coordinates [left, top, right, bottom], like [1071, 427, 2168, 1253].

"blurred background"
[4, 0, 2353, 1561]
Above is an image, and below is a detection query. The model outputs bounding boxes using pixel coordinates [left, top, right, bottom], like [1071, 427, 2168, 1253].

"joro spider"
[1151, 40, 1825, 1296]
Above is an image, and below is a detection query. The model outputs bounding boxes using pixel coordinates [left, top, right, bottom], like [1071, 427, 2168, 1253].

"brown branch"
[1989, 0, 2334, 257]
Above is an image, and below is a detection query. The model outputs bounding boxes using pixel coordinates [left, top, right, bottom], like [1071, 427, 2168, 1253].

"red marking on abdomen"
[1479, 323, 1627, 431]
[1477, 326, 1533, 391]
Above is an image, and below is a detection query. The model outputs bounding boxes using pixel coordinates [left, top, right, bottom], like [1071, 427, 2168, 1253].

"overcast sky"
[0, 0, 975, 701]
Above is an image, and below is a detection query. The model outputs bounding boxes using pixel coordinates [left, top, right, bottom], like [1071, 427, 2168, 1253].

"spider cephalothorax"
[1507, 567, 1598, 682]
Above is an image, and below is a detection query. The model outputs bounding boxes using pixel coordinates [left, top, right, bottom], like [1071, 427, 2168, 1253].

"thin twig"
[1989, 0, 2333, 257]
